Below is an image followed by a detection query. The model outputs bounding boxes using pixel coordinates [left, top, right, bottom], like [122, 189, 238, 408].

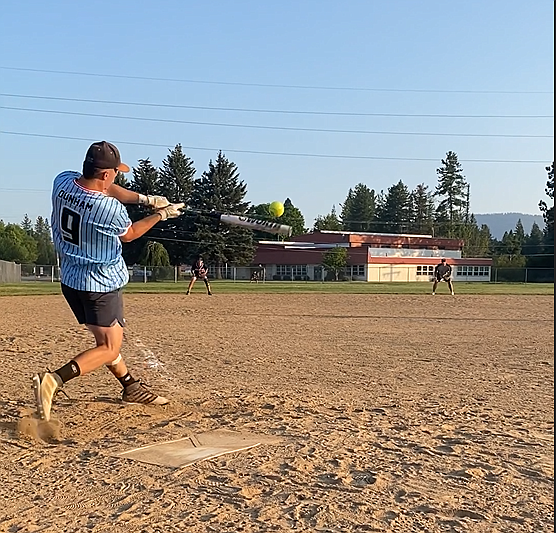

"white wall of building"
[369, 247, 462, 259]
[366, 264, 491, 282]
[367, 264, 421, 282]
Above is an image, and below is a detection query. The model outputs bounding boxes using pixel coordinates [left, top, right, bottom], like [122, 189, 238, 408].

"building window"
[456, 266, 489, 276]
[346, 265, 365, 276]
[416, 265, 434, 276]
[276, 265, 307, 278]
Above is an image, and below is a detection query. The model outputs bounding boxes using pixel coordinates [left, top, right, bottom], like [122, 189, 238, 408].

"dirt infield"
[0, 293, 553, 533]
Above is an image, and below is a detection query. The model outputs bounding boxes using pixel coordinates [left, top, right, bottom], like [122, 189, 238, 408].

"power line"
[1, 66, 553, 94]
[1, 93, 551, 119]
[0, 131, 550, 164]
[0, 188, 50, 193]
[2, 106, 551, 139]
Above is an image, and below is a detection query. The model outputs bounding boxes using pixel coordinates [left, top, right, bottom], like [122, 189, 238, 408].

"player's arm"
[120, 203, 185, 243]
[106, 183, 170, 208]
[120, 213, 164, 243]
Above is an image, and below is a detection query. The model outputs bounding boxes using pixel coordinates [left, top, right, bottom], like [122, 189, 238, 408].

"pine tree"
[189, 151, 254, 277]
[33, 216, 56, 265]
[248, 203, 272, 219]
[313, 205, 342, 231]
[524, 222, 545, 268]
[280, 198, 305, 237]
[157, 144, 195, 203]
[130, 158, 161, 195]
[434, 151, 469, 238]
[378, 180, 413, 234]
[538, 162, 554, 272]
[21, 214, 34, 236]
[461, 216, 491, 258]
[477, 224, 493, 257]
[122, 159, 162, 266]
[410, 184, 435, 235]
[247, 203, 278, 242]
[248, 199, 305, 240]
[114, 173, 129, 188]
[154, 145, 197, 266]
[495, 230, 526, 268]
[340, 183, 376, 231]
[514, 219, 526, 247]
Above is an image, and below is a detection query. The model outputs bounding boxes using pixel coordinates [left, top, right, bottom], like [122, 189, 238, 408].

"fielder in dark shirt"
[432, 258, 455, 295]
[186, 256, 212, 295]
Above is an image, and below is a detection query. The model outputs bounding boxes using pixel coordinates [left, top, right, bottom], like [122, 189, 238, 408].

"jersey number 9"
[61, 207, 81, 246]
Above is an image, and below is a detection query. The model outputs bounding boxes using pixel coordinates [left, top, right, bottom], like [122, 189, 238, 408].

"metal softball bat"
[180, 209, 292, 236]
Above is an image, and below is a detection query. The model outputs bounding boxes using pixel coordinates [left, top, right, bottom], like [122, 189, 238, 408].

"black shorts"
[193, 270, 207, 279]
[61, 284, 125, 327]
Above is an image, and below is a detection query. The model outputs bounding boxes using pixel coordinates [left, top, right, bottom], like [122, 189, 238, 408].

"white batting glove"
[157, 203, 185, 221]
[138, 194, 171, 209]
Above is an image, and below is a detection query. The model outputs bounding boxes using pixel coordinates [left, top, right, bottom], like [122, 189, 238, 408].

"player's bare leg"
[203, 278, 212, 295]
[432, 279, 439, 295]
[186, 276, 196, 295]
[34, 323, 126, 420]
[33, 325, 122, 421]
[88, 324, 168, 405]
[77, 323, 125, 374]
[33, 323, 167, 420]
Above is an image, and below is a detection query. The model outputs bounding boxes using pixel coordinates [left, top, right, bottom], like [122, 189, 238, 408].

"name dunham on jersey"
[58, 189, 94, 211]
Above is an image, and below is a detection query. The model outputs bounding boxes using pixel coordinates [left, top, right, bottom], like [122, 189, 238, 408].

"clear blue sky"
[0, 0, 553, 228]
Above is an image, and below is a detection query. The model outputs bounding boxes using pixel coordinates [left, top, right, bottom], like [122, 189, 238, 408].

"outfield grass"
[0, 280, 553, 297]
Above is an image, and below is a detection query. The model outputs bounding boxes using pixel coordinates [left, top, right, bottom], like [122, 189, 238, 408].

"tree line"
[0, 148, 553, 277]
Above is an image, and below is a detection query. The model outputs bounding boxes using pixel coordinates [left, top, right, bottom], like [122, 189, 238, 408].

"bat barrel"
[220, 215, 292, 236]
[179, 209, 293, 236]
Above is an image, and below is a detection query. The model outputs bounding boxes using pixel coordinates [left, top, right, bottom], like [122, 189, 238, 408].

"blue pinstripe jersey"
[51, 171, 132, 292]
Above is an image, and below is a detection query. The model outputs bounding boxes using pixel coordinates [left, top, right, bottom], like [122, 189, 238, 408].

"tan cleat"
[33, 372, 63, 421]
[122, 381, 169, 405]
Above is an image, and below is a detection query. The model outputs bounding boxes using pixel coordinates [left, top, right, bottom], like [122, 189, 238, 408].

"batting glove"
[138, 194, 171, 209]
[157, 203, 185, 221]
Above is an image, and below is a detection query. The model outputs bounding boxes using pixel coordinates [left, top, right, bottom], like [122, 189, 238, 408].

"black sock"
[118, 373, 136, 388]
[55, 360, 81, 384]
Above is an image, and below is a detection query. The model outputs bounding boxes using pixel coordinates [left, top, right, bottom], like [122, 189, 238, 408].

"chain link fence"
[6, 264, 554, 284]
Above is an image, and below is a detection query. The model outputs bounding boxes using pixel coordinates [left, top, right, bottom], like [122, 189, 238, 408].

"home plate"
[115, 429, 278, 469]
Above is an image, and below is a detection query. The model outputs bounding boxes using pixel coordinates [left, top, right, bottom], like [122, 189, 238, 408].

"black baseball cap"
[83, 141, 130, 173]
[441, 258, 446, 262]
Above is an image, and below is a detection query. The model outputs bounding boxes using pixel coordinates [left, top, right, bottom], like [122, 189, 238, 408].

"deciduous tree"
[0, 221, 38, 263]
[322, 247, 347, 281]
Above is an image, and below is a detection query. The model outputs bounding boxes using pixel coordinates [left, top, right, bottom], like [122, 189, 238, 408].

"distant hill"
[474, 212, 544, 239]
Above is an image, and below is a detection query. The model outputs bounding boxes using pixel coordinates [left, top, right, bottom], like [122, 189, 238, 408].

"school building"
[250, 230, 492, 282]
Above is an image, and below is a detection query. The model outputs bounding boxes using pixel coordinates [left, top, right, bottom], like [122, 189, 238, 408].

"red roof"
[253, 230, 492, 265]
[253, 243, 492, 266]
[289, 230, 464, 249]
